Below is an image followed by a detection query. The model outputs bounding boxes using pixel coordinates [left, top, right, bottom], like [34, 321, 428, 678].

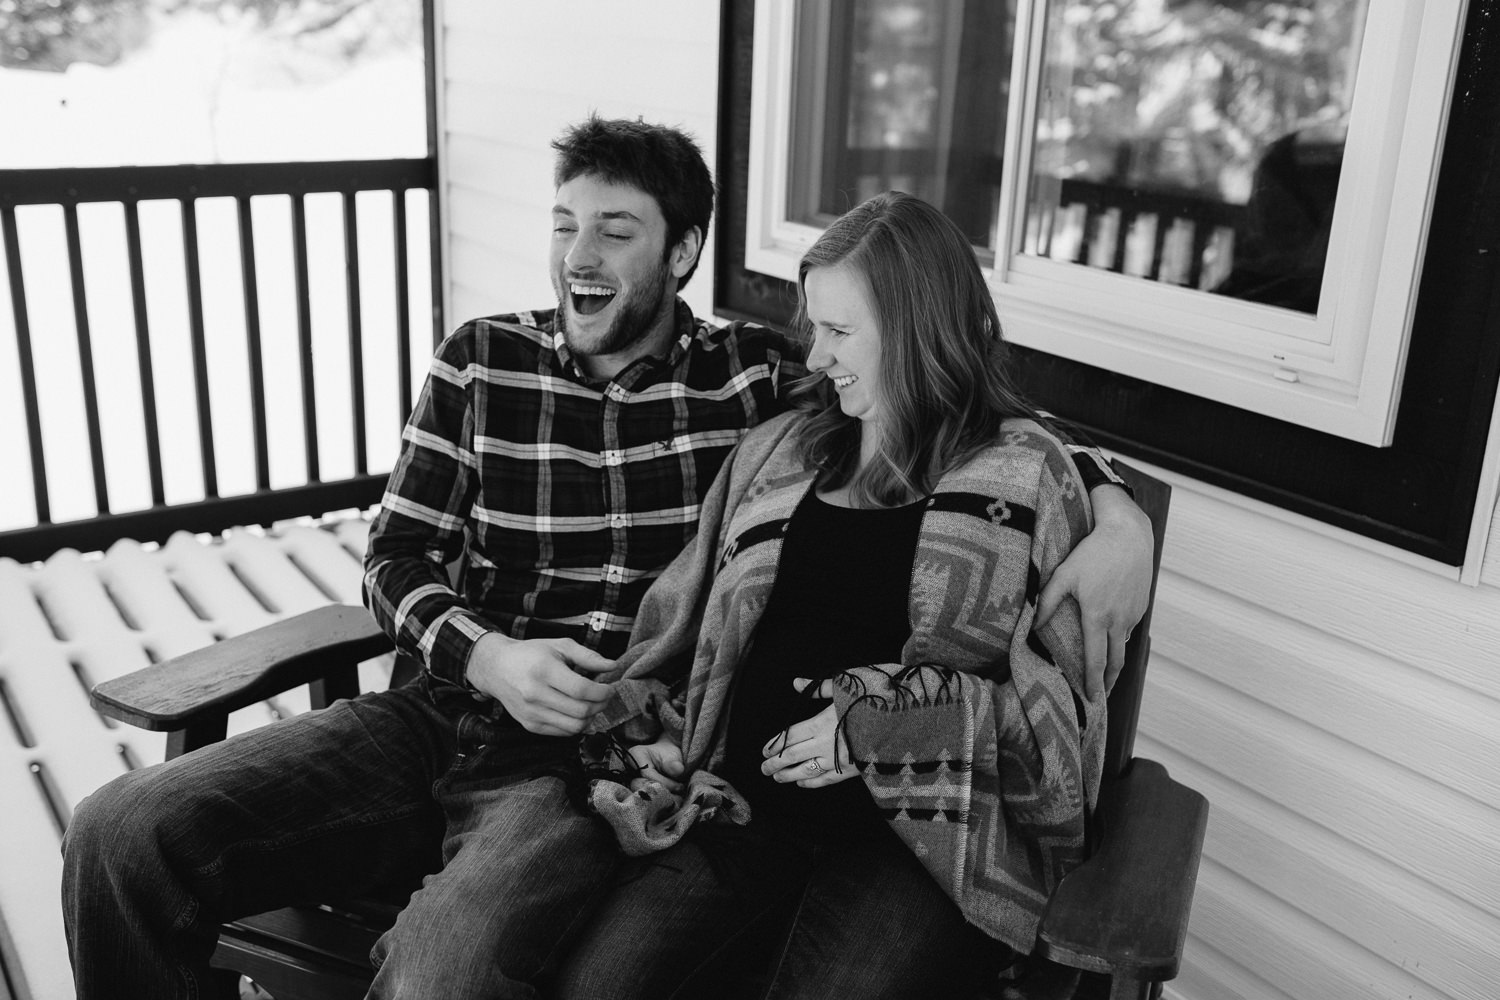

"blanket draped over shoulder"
[586, 410, 1104, 952]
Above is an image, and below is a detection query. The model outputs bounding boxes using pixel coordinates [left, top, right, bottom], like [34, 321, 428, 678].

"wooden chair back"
[1100, 460, 1171, 782]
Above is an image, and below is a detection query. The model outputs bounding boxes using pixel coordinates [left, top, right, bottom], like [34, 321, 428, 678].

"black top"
[720, 490, 925, 841]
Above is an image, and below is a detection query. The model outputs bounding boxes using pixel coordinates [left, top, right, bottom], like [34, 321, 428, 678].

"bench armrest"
[90, 605, 394, 756]
[1035, 757, 1209, 982]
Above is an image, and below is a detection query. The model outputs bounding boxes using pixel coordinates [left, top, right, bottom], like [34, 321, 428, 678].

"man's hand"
[760, 679, 860, 788]
[626, 734, 686, 792]
[1036, 482, 1153, 700]
[464, 633, 615, 736]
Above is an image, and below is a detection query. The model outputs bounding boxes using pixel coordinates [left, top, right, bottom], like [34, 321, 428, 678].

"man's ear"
[669, 226, 704, 279]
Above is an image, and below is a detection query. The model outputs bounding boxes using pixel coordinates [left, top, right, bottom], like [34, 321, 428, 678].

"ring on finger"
[805, 757, 828, 776]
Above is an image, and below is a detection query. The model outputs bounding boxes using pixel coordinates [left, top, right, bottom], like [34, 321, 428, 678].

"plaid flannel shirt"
[363, 299, 1124, 688]
[364, 301, 799, 686]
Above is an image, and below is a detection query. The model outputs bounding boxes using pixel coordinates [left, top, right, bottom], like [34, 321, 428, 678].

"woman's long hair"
[791, 191, 1038, 506]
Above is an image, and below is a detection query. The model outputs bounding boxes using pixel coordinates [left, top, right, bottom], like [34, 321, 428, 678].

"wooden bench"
[88, 462, 1207, 1000]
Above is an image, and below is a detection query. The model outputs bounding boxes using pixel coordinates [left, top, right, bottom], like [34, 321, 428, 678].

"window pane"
[1024, 0, 1367, 313]
[0, 0, 425, 168]
[788, 0, 1015, 256]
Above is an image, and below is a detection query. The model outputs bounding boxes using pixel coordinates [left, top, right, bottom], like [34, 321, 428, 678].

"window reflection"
[1025, 0, 1366, 313]
[788, 0, 1015, 255]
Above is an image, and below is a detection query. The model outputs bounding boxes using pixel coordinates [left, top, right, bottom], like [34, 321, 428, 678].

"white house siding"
[1138, 472, 1500, 1000]
[436, 4, 1500, 999]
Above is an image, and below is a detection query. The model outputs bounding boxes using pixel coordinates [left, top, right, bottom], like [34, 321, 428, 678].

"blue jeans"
[554, 822, 1014, 1000]
[61, 680, 602, 1000]
[63, 680, 1009, 999]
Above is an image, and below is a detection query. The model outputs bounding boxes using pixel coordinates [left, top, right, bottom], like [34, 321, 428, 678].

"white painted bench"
[0, 516, 383, 1000]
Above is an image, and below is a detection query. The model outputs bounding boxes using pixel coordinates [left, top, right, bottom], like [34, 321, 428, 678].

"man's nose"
[564, 230, 601, 272]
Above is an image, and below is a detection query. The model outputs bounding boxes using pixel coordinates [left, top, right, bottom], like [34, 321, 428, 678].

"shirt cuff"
[1069, 449, 1132, 499]
[428, 610, 495, 689]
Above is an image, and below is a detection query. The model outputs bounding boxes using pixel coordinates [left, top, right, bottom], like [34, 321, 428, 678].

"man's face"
[550, 174, 687, 371]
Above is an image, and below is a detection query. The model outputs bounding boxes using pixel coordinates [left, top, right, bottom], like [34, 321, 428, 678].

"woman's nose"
[806, 330, 832, 371]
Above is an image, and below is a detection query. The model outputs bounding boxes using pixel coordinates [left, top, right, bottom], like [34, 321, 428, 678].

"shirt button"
[589, 614, 606, 631]
[610, 514, 627, 528]
[606, 568, 622, 583]
[604, 451, 623, 466]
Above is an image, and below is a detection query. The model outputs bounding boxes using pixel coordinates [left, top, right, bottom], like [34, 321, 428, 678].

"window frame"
[743, 0, 1471, 446]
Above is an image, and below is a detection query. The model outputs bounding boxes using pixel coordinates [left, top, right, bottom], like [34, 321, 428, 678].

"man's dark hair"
[552, 116, 716, 288]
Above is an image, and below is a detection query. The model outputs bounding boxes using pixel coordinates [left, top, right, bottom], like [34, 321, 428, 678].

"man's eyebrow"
[550, 206, 643, 223]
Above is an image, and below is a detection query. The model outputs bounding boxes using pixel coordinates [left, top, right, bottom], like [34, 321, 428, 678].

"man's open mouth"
[569, 282, 617, 316]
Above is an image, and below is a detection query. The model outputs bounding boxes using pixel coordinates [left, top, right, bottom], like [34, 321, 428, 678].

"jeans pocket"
[432, 740, 484, 798]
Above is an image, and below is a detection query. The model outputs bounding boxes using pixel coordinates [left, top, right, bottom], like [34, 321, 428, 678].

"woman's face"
[804, 264, 885, 431]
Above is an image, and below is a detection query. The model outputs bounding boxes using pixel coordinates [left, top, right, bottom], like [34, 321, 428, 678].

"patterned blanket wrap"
[586, 411, 1104, 952]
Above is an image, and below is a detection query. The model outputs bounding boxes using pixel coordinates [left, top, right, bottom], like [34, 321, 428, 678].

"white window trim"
[745, 0, 1471, 446]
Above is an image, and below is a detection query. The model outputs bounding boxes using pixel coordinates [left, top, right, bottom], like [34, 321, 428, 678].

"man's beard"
[558, 253, 673, 360]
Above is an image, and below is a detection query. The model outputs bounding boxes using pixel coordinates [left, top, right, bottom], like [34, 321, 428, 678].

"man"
[63, 116, 1152, 998]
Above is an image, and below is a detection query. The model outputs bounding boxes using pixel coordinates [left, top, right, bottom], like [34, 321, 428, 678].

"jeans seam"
[757, 878, 814, 1000]
[168, 895, 201, 1000]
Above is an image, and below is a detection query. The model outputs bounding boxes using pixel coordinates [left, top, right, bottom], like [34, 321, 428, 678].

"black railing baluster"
[2, 205, 50, 526]
[62, 203, 111, 516]
[1113, 210, 1132, 275]
[122, 201, 166, 507]
[180, 198, 218, 499]
[342, 190, 367, 476]
[392, 189, 413, 425]
[291, 193, 319, 482]
[1148, 214, 1170, 282]
[237, 196, 270, 491]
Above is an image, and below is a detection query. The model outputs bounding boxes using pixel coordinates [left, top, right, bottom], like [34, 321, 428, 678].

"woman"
[554, 191, 1105, 999]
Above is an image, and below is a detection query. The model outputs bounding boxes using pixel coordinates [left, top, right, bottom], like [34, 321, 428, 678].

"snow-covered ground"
[0, 7, 430, 537]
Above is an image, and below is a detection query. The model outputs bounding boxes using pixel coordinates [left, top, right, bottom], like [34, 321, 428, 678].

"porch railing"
[0, 158, 442, 564]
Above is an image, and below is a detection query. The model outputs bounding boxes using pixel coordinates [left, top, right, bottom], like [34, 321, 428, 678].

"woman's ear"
[669, 226, 704, 279]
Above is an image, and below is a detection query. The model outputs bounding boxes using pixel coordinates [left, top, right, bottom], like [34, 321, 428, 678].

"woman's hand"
[626, 734, 686, 792]
[761, 679, 860, 788]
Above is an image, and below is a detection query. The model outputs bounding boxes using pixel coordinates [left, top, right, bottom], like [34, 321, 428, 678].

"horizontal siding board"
[1139, 736, 1500, 1000]
[1139, 658, 1500, 918]
[1187, 858, 1448, 1000]
[1156, 573, 1500, 806]
[444, 31, 718, 106]
[446, 187, 548, 257]
[444, 137, 553, 200]
[1163, 484, 1500, 701]
[447, 233, 545, 317]
[444, 79, 717, 151]
[1162, 936, 1298, 1000]
[443, 0, 716, 48]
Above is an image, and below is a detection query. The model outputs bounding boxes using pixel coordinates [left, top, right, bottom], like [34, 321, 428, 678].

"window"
[744, 0, 1469, 446]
